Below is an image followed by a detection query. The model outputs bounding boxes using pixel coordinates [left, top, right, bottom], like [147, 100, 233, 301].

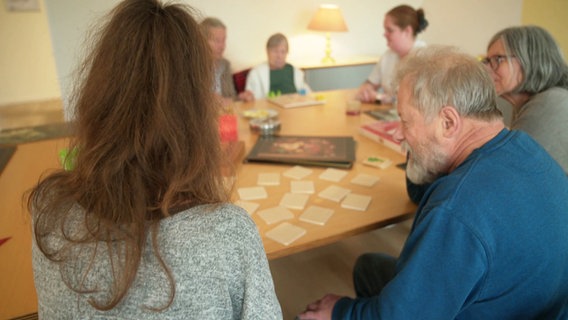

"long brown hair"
[29, 0, 228, 311]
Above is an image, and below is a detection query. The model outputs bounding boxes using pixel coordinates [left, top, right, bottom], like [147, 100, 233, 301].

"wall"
[522, 0, 568, 58]
[0, 0, 60, 106]
[2, 0, 566, 109]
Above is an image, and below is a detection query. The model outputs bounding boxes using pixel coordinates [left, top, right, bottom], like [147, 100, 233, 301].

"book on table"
[267, 93, 326, 109]
[244, 135, 356, 169]
[361, 109, 400, 124]
[359, 121, 405, 155]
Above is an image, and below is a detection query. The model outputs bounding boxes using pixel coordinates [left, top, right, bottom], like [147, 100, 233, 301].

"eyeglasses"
[481, 55, 515, 71]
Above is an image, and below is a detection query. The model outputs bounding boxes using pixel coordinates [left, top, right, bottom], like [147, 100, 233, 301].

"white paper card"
[319, 168, 348, 182]
[237, 186, 268, 200]
[290, 180, 315, 194]
[363, 155, 392, 169]
[283, 166, 313, 180]
[318, 185, 351, 202]
[257, 173, 280, 186]
[257, 206, 294, 224]
[299, 205, 334, 226]
[280, 193, 310, 210]
[265, 222, 306, 246]
[234, 200, 260, 215]
[351, 174, 380, 187]
[341, 193, 372, 211]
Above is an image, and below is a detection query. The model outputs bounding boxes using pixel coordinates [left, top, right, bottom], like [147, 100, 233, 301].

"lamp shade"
[307, 4, 348, 32]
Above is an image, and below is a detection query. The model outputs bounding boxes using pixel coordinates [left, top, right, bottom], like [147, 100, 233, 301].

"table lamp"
[307, 4, 348, 64]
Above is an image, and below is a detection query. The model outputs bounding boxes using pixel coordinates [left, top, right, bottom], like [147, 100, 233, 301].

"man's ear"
[438, 106, 461, 138]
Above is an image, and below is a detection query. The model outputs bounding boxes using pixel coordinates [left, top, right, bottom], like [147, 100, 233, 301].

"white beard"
[402, 140, 449, 185]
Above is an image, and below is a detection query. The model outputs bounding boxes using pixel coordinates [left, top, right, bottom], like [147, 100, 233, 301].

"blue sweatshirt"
[333, 130, 568, 319]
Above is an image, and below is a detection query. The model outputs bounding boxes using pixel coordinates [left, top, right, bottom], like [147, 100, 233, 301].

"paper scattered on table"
[319, 168, 348, 182]
[290, 180, 315, 194]
[234, 200, 260, 215]
[258, 172, 280, 186]
[237, 186, 268, 200]
[265, 222, 306, 246]
[280, 192, 310, 210]
[351, 174, 380, 187]
[257, 206, 294, 224]
[283, 166, 313, 180]
[341, 193, 372, 211]
[299, 205, 334, 226]
[318, 185, 351, 202]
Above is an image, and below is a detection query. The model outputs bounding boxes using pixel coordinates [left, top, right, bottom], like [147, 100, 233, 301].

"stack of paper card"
[363, 155, 392, 169]
[341, 193, 372, 211]
[318, 185, 351, 202]
[238, 186, 268, 200]
[265, 222, 306, 246]
[257, 173, 280, 186]
[257, 206, 294, 224]
[234, 200, 260, 215]
[280, 193, 310, 210]
[283, 166, 313, 180]
[319, 168, 348, 182]
[351, 174, 380, 187]
[290, 180, 315, 194]
[299, 205, 335, 226]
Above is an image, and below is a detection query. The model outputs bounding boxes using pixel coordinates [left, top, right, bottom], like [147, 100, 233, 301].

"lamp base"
[321, 32, 336, 64]
[321, 56, 336, 64]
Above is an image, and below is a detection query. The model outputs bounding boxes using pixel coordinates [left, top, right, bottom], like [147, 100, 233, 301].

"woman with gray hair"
[484, 25, 568, 173]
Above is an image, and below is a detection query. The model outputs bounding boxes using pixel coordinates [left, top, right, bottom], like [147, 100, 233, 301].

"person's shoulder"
[220, 58, 231, 67]
[163, 203, 254, 233]
[533, 87, 568, 101]
[414, 39, 427, 48]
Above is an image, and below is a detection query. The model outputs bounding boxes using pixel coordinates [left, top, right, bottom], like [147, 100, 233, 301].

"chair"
[232, 68, 250, 94]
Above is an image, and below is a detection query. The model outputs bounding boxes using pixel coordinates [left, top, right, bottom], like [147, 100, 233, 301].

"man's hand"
[297, 294, 343, 320]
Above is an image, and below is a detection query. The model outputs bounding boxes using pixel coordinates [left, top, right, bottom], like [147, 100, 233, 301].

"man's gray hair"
[395, 46, 501, 121]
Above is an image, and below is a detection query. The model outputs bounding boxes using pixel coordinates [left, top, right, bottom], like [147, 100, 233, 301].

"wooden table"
[0, 89, 416, 318]
[231, 89, 416, 260]
[0, 138, 67, 319]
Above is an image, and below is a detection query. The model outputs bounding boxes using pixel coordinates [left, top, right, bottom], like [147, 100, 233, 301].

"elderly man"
[298, 46, 568, 319]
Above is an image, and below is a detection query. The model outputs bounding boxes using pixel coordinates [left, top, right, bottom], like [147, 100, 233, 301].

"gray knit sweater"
[32, 203, 282, 319]
[512, 87, 568, 174]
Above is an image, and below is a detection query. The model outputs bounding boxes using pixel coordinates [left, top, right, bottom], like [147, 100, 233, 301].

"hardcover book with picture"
[359, 121, 405, 155]
[245, 135, 356, 168]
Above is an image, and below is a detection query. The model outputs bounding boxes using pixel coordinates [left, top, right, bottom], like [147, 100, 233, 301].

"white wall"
[0, 0, 60, 106]
[44, 0, 522, 115]
[421, 0, 523, 56]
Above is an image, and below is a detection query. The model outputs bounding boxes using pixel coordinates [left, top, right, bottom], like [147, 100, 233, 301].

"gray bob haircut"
[395, 45, 501, 121]
[488, 25, 568, 94]
[200, 17, 226, 34]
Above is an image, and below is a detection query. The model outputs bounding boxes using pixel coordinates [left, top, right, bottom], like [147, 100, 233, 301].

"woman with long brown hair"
[29, 0, 281, 318]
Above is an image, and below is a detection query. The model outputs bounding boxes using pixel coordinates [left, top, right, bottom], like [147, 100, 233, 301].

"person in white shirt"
[357, 5, 428, 103]
[239, 33, 311, 101]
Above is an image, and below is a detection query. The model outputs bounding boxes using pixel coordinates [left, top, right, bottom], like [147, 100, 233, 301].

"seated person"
[409, 25, 568, 205]
[239, 33, 311, 101]
[299, 46, 568, 319]
[356, 5, 428, 103]
[200, 17, 236, 104]
[28, 0, 282, 318]
[484, 25, 568, 173]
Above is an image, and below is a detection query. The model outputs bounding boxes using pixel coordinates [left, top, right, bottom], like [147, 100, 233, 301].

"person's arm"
[356, 80, 380, 103]
[293, 66, 311, 94]
[220, 59, 237, 99]
[337, 210, 486, 319]
[232, 209, 282, 319]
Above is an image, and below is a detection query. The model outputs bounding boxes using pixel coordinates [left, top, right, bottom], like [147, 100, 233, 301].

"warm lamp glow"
[307, 4, 348, 64]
